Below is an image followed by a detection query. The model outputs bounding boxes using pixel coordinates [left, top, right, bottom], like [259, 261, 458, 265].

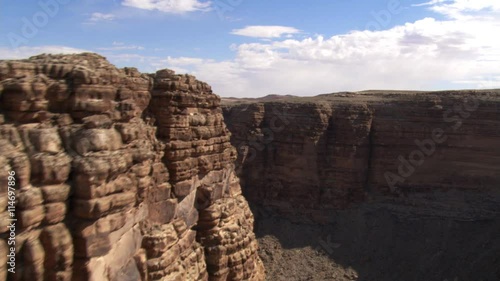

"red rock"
[19, 205, 45, 229]
[30, 152, 71, 184]
[40, 223, 73, 279]
[43, 203, 66, 225]
[0, 53, 265, 281]
[40, 184, 71, 203]
[17, 187, 43, 210]
[0, 240, 7, 280]
[23, 238, 45, 281]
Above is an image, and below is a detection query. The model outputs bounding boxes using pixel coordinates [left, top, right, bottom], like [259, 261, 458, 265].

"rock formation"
[222, 91, 500, 216]
[0, 53, 264, 281]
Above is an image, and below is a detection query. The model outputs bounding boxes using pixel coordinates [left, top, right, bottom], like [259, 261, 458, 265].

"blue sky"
[1, 0, 499, 97]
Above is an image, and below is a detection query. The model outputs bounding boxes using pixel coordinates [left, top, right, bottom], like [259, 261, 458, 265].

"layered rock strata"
[222, 91, 500, 215]
[0, 53, 264, 281]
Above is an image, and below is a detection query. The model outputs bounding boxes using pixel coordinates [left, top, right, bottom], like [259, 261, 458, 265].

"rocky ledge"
[0, 53, 265, 281]
[222, 91, 500, 218]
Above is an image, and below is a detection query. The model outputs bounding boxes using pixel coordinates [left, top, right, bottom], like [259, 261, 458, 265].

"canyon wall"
[0, 53, 264, 281]
[222, 91, 500, 217]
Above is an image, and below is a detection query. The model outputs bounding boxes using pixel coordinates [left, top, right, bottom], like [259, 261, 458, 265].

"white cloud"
[416, 0, 500, 19]
[122, 0, 211, 14]
[161, 0, 500, 97]
[85, 12, 115, 24]
[0, 46, 88, 60]
[166, 56, 208, 65]
[412, 0, 449, 7]
[97, 42, 145, 51]
[231, 26, 301, 38]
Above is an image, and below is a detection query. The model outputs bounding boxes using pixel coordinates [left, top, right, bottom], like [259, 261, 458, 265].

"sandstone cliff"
[222, 91, 500, 217]
[223, 91, 500, 281]
[0, 53, 264, 281]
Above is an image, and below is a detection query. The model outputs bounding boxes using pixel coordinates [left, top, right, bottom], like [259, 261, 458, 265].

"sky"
[0, 0, 499, 97]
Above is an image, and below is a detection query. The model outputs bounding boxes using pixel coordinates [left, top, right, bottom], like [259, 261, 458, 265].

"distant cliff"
[222, 91, 500, 217]
[0, 53, 265, 281]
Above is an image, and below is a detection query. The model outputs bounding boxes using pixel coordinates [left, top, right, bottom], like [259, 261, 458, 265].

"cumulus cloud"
[0, 46, 88, 60]
[231, 26, 301, 38]
[122, 0, 211, 14]
[160, 0, 500, 97]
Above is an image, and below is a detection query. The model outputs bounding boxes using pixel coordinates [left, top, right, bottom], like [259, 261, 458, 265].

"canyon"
[222, 91, 500, 280]
[0, 53, 499, 281]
